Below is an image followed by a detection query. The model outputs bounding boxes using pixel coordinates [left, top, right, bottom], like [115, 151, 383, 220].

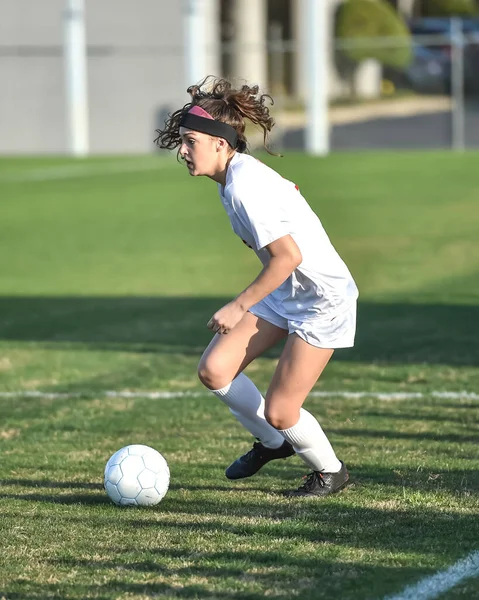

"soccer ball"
[104, 444, 170, 507]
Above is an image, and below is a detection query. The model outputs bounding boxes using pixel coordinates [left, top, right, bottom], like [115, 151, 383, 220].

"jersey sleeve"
[233, 179, 291, 251]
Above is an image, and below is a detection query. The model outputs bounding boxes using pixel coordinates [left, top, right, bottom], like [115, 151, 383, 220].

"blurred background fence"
[270, 25, 479, 153]
[1, 0, 479, 155]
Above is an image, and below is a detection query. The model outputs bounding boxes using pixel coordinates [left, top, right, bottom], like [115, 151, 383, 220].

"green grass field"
[0, 151, 478, 600]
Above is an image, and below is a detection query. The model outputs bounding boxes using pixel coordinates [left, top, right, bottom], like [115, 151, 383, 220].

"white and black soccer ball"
[104, 444, 170, 507]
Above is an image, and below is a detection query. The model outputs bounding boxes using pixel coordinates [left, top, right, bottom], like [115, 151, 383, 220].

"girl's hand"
[207, 301, 246, 334]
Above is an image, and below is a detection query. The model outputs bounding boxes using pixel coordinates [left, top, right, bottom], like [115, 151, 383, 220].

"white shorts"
[249, 300, 357, 349]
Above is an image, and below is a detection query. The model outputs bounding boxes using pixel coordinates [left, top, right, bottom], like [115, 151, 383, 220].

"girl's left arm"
[207, 235, 302, 334]
[236, 234, 302, 311]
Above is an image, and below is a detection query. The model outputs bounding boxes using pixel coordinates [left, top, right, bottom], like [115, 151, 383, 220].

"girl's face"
[179, 127, 227, 179]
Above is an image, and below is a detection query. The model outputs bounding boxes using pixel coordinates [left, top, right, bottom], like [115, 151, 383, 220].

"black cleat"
[225, 440, 295, 480]
[285, 461, 349, 497]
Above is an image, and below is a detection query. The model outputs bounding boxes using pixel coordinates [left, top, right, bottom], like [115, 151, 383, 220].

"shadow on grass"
[430, 402, 479, 410]
[168, 482, 267, 493]
[5, 495, 478, 557]
[0, 558, 423, 600]
[128, 504, 479, 559]
[352, 463, 478, 493]
[1, 462, 476, 507]
[6, 507, 475, 600]
[0, 478, 104, 490]
[3, 476, 478, 599]
[0, 296, 478, 366]
[329, 428, 479, 445]
[263, 463, 479, 494]
[0, 491, 109, 505]
[40, 552, 429, 600]
[4, 538, 469, 599]
[0, 479, 106, 507]
[360, 410, 474, 424]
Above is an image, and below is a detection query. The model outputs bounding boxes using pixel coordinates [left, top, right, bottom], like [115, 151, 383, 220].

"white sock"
[279, 408, 342, 473]
[212, 373, 285, 449]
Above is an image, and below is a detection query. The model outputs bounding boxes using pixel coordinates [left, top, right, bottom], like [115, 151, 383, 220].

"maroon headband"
[179, 106, 239, 149]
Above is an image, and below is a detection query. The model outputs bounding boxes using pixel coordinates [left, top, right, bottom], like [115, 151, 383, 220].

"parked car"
[382, 43, 451, 95]
[462, 20, 479, 94]
[409, 18, 479, 95]
[406, 44, 451, 94]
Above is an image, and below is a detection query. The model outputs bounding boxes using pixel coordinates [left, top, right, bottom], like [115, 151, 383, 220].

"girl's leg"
[198, 311, 287, 390]
[198, 311, 289, 449]
[265, 333, 349, 496]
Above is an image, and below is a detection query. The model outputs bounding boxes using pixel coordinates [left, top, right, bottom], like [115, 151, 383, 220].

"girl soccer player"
[155, 77, 358, 497]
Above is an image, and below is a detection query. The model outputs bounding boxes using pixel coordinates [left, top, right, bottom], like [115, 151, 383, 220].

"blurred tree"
[335, 0, 413, 68]
[421, 0, 478, 16]
[334, 0, 413, 98]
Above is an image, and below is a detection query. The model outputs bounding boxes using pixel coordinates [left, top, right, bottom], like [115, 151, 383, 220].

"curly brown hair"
[154, 76, 276, 155]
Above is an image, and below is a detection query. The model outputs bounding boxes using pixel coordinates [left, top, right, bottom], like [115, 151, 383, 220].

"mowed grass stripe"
[0, 155, 174, 181]
[1, 151, 479, 299]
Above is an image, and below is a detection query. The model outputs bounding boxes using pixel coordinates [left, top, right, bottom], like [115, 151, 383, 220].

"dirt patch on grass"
[0, 357, 13, 371]
[0, 428, 20, 440]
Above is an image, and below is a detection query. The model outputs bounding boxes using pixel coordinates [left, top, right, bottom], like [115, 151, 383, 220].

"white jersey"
[218, 152, 358, 321]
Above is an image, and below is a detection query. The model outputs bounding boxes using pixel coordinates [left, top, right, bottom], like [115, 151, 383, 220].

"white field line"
[0, 159, 174, 183]
[384, 550, 479, 600]
[0, 390, 478, 401]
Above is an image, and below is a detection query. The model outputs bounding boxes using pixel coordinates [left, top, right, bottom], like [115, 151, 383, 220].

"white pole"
[64, 0, 89, 156]
[232, 0, 267, 89]
[451, 17, 465, 152]
[304, 0, 329, 155]
[183, 0, 206, 88]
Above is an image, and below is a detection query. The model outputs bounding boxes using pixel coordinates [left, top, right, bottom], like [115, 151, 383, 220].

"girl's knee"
[265, 404, 300, 430]
[264, 408, 288, 431]
[197, 357, 231, 390]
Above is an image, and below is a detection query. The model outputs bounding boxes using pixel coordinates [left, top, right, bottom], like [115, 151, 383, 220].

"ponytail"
[155, 76, 278, 155]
